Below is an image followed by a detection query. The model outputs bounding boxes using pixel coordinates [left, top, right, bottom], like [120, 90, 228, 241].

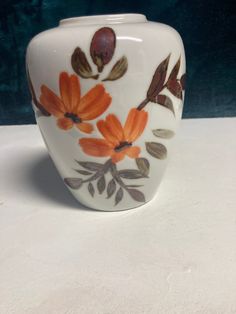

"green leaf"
[151, 94, 175, 115]
[64, 178, 83, 189]
[146, 142, 167, 159]
[136, 158, 150, 176]
[152, 129, 175, 139]
[102, 56, 128, 81]
[97, 175, 106, 194]
[71, 47, 98, 79]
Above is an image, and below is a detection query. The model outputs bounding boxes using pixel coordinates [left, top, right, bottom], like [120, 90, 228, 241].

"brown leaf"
[26, 68, 50, 116]
[88, 182, 95, 197]
[127, 189, 145, 203]
[74, 169, 92, 176]
[180, 73, 186, 90]
[168, 57, 181, 81]
[167, 80, 182, 99]
[147, 54, 170, 100]
[118, 169, 147, 179]
[107, 179, 116, 198]
[152, 94, 175, 115]
[71, 47, 98, 79]
[136, 158, 150, 176]
[146, 142, 167, 159]
[115, 187, 123, 205]
[64, 178, 83, 189]
[102, 56, 128, 81]
[152, 129, 175, 139]
[75, 161, 103, 171]
[97, 175, 106, 194]
[90, 27, 116, 72]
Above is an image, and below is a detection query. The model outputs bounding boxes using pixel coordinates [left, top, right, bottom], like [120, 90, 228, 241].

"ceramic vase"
[26, 14, 186, 211]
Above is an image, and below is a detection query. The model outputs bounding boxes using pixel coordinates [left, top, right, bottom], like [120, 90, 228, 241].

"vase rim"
[59, 14, 147, 27]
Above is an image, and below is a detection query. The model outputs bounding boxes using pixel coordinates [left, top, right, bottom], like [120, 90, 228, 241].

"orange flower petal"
[79, 92, 111, 120]
[59, 72, 81, 113]
[77, 84, 105, 113]
[105, 114, 124, 142]
[125, 146, 141, 159]
[124, 109, 148, 142]
[57, 117, 73, 130]
[59, 72, 70, 111]
[97, 120, 119, 146]
[111, 151, 126, 163]
[76, 122, 93, 134]
[79, 138, 112, 157]
[123, 108, 137, 141]
[40, 85, 65, 117]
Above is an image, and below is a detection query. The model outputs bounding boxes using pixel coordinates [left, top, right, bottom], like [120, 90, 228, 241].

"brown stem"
[137, 98, 149, 111]
[82, 159, 112, 184]
[136, 84, 168, 111]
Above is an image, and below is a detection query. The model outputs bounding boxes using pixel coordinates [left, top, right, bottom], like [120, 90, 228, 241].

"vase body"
[26, 14, 186, 211]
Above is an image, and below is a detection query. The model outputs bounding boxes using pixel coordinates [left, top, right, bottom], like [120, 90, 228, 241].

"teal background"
[0, 0, 235, 125]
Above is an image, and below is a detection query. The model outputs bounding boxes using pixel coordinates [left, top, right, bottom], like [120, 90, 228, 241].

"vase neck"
[59, 14, 147, 27]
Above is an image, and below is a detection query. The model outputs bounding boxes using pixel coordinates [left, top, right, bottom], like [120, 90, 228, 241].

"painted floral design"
[79, 109, 148, 163]
[27, 26, 186, 206]
[39, 72, 111, 133]
[64, 54, 185, 205]
[71, 27, 128, 81]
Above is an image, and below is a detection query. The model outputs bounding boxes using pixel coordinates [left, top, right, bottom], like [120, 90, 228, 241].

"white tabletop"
[0, 118, 236, 314]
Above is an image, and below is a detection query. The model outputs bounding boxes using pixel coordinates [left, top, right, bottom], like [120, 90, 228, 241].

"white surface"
[0, 118, 236, 314]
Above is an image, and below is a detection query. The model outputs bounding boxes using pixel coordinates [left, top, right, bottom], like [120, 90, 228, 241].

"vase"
[26, 14, 186, 211]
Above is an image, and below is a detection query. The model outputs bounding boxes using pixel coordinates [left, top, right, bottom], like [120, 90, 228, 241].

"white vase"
[26, 14, 186, 211]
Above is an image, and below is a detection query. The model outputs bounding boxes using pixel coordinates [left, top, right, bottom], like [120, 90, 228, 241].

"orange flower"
[79, 108, 148, 163]
[39, 72, 111, 133]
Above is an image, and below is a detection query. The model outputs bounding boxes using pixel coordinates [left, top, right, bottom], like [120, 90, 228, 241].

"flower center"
[114, 141, 132, 152]
[64, 112, 81, 123]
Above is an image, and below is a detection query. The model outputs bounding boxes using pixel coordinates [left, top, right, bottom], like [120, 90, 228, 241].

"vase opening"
[59, 14, 147, 27]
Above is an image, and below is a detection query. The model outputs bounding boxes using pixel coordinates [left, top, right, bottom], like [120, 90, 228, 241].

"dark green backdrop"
[0, 0, 235, 125]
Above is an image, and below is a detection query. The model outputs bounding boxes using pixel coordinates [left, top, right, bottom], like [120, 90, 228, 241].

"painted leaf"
[147, 54, 170, 99]
[75, 161, 103, 171]
[75, 169, 92, 176]
[115, 187, 123, 205]
[146, 142, 167, 159]
[152, 94, 175, 115]
[88, 182, 95, 197]
[26, 68, 50, 116]
[97, 175, 106, 194]
[90, 27, 116, 72]
[64, 178, 83, 189]
[167, 80, 182, 99]
[168, 57, 180, 81]
[107, 178, 116, 198]
[128, 189, 145, 202]
[180, 73, 186, 90]
[102, 56, 128, 81]
[136, 158, 150, 176]
[71, 47, 98, 79]
[126, 185, 143, 188]
[118, 169, 148, 179]
[152, 129, 175, 139]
